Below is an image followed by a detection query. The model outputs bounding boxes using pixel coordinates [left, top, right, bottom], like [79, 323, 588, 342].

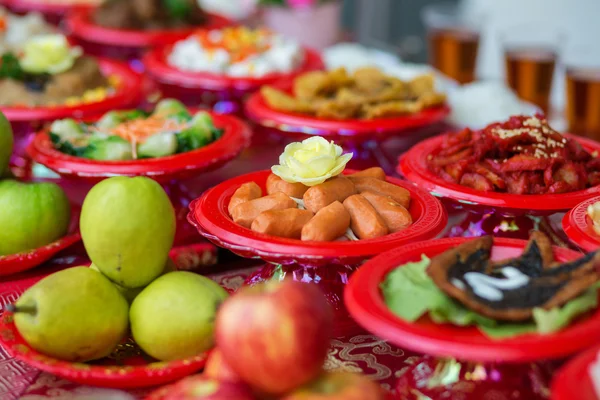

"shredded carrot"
[100, 116, 186, 144]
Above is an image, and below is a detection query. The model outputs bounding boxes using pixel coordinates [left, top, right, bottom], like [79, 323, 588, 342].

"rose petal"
[295, 173, 333, 186]
[287, 156, 314, 178]
[305, 155, 336, 176]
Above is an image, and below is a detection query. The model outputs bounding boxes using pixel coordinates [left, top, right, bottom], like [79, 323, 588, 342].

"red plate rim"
[397, 133, 600, 212]
[0, 0, 95, 14]
[66, 8, 233, 48]
[27, 112, 251, 178]
[144, 44, 324, 92]
[0, 311, 210, 388]
[244, 90, 450, 137]
[563, 196, 600, 252]
[1, 58, 143, 122]
[187, 169, 448, 261]
[344, 237, 600, 363]
[551, 343, 599, 400]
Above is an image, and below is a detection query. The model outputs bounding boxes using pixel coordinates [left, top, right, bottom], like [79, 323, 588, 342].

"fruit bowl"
[144, 46, 325, 114]
[551, 344, 600, 400]
[563, 196, 600, 252]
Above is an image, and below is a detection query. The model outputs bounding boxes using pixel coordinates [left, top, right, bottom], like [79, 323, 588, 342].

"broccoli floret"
[137, 133, 178, 158]
[50, 119, 86, 141]
[82, 136, 133, 161]
[96, 110, 147, 130]
[153, 99, 191, 122]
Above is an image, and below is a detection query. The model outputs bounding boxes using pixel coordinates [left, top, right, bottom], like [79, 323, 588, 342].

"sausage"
[349, 177, 411, 208]
[303, 176, 356, 214]
[349, 167, 386, 181]
[266, 173, 308, 198]
[231, 192, 297, 228]
[251, 209, 314, 239]
[228, 182, 262, 216]
[343, 195, 388, 240]
[360, 191, 413, 233]
[301, 201, 350, 242]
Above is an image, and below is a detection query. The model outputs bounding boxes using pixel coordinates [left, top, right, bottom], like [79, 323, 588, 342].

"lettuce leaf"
[381, 256, 599, 339]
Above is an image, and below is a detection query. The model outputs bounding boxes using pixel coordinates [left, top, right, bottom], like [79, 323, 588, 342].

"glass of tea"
[500, 24, 564, 114]
[421, 2, 482, 84]
[564, 46, 600, 140]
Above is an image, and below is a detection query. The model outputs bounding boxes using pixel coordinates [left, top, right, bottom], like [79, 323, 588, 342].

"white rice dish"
[0, 8, 54, 54]
[167, 29, 305, 78]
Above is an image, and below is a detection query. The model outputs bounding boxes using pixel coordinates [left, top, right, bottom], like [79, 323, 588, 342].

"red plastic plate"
[552, 344, 600, 400]
[187, 170, 448, 267]
[244, 90, 450, 141]
[563, 196, 600, 252]
[0, 0, 95, 17]
[345, 237, 600, 363]
[1, 59, 143, 123]
[144, 45, 324, 92]
[66, 8, 232, 49]
[27, 112, 251, 181]
[397, 133, 600, 214]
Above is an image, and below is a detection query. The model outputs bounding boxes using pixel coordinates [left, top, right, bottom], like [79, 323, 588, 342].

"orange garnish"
[95, 116, 186, 144]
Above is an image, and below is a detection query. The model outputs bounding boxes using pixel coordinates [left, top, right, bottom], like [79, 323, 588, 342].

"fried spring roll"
[266, 173, 308, 198]
[251, 209, 314, 239]
[228, 182, 262, 215]
[349, 167, 386, 181]
[303, 176, 356, 214]
[343, 195, 388, 239]
[231, 192, 297, 228]
[360, 191, 413, 233]
[301, 201, 350, 242]
[350, 177, 411, 208]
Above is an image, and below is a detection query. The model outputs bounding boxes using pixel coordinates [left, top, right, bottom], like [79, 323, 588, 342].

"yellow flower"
[272, 136, 353, 187]
[20, 34, 82, 75]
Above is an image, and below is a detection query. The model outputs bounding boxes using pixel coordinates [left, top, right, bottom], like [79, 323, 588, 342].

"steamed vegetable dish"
[49, 99, 223, 161]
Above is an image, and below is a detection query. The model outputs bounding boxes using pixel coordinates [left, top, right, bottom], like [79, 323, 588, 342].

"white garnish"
[344, 228, 360, 241]
[291, 197, 306, 210]
[460, 267, 530, 302]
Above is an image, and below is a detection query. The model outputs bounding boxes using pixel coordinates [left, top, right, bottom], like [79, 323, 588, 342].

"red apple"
[162, 375, 255, 400]
[282, 372, 385, 400]
[216, 280, 334, 396]
[204, 348, 241, 383]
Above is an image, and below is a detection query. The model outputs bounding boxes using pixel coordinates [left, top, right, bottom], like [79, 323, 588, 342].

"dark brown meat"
[45, 56, 107, 99]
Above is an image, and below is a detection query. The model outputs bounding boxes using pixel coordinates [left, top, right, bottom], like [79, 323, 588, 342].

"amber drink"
[566, 68, 600, 140]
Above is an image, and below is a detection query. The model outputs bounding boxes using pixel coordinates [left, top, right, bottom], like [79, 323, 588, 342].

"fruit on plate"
[204, 348, 241, 383]
[8, 267, 129, 362]
[0, 180, 70, 256]
[89, 258, 176, 304]
[162, 375, 255, 400]
[216, 280, 333, 396]
[130, 271, 229, 361]
[282, 372, 385, 400]
[0, 111, 13, 177]
[80, 176, 176, 288]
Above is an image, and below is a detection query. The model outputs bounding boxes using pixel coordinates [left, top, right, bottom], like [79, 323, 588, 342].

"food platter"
[551, 344, 599, 400]
[345, 237, 600, 363]
[563, 196, 600, 252]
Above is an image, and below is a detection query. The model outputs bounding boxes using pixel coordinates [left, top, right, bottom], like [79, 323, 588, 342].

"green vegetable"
[137, 133, 178, 158]
[82, 136, 133, 161]
[49, 132, 89, 157]
[97, 110, 147, 130]
[50, 119, 85, 141]
[0, 53, 24, 80]
[162, 0, 194, 19]
[153, 99, 191, 121]
[381, 255, 600, 339]
[175, 112, 218, 153]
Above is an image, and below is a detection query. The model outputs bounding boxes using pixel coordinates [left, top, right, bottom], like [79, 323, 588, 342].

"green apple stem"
[5, 304, 37, 315]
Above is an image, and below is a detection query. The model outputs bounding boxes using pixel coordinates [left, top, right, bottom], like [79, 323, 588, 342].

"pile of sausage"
[228, 167, 413, 242]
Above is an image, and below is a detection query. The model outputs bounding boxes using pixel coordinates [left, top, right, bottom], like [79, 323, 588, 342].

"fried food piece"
[228, 182, 262, 215]
[407, 73, 436, 96]
[350, 167, 386, 180]
[348, 177, 410, 208]
[251, 208, 314, 239]
[360, 191, 412, 233]
[343, 195, 388, 240]
[315, 100, 361, 119]
[427, 232, 600, 321]
[301, 201, 351, 242]
[303, 176, 356, 214]
[261, 86, 314, 114]
[293, 68, 350, 100]
[417, 91, 447, 108]
[362, 100, 421, 119]
[266, 174, 308, 198]
[231, 192, 297, 229]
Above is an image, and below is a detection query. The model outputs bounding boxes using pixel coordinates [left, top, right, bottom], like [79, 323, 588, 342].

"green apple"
[0, 111, 13, 177]
[130, 271, 229, 361]
[0, 180, 71, 256]
[9, 266, 129, 362]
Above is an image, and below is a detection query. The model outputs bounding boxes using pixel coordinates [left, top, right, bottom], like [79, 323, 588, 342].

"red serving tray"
[27, 112, 251, 182]
[552, 344, 600, 400]
[144, 45, 324, 92]
[345, 237, 600, 363]
[1, 59, 143, 123]
[563, 196, 600, 252]
[188, 169, 448, 267]
[66, 8, 232, 49]
[244, 89, 450, 142]
[398, 133, 600, 215]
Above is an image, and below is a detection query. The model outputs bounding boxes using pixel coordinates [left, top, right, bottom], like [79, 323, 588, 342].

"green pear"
[0, 180, 71, 256]
[130, 271, 228, 361]
[89, 258, 177, 304]
[9, 267, 129, 362]
[0, 111, 13, 177]
[80, 176, 176, 289]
